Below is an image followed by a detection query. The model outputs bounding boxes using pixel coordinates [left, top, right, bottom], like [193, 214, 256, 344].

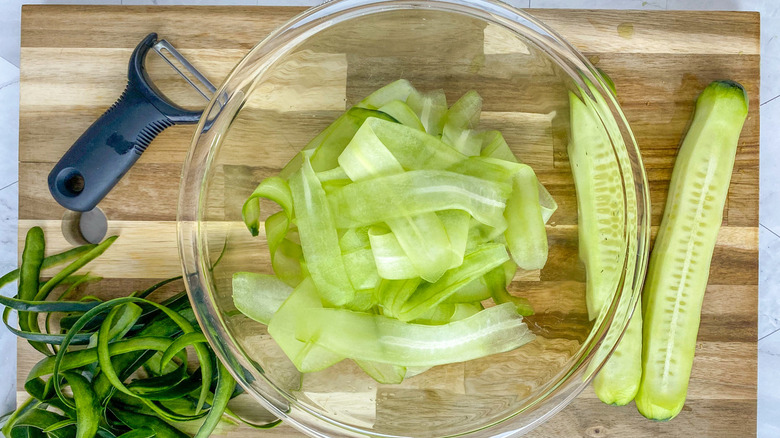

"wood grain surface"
[16, 6, 758, 438]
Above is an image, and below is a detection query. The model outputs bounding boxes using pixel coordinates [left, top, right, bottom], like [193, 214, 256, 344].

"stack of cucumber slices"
[234, 80, 555, 384]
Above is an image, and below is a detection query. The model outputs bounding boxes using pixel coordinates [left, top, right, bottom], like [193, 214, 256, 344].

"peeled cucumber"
[635, 81, 748, 420]
[570, 77, 641, 406]
[568, 92, 626, 321]
[593, 303, 643, 405]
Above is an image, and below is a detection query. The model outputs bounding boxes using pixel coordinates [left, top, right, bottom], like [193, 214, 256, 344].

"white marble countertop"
[0, 0, 777, 436]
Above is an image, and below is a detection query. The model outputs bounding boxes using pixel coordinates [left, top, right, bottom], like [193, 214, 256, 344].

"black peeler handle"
[48, 33, 203, 212]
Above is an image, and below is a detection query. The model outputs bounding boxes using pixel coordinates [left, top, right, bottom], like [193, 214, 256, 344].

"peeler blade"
[153, 39, 216, 102]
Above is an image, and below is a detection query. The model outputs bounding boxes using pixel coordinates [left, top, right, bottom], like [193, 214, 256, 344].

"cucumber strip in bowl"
[635, 81, 748, 420]
[232, 272, 293, 325]
[407, 88, 448, 136]
[289, 152, 355, 306]
[267, 277, 344, 373]
[235, 81, 556, 383]
[328, 170, 511, 230]
[357, 78, 416, 110]
[378, 100, 426, 131]
[295, 303, 534, 367]
[480, 130, 558, 223]
[441, 90, 483, 156]
[339, 120, 454, 282]
[279, 108, 396, 178]
[503, 164, 548, 270]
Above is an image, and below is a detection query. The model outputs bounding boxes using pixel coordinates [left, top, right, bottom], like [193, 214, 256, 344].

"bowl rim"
[177, 1, 651, 436]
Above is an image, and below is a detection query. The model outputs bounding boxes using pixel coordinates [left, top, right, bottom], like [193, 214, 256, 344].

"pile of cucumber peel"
[0, 228, 281, 437]
[235, 80, 557, 383]
[572, 77, 748, 420]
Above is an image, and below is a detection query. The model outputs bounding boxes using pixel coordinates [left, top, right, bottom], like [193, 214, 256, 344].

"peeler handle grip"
[48, 33, 203, 212]
[47, 83, 173, 212]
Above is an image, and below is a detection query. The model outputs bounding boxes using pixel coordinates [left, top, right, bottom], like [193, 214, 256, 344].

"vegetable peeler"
[48, 33, 216, 212]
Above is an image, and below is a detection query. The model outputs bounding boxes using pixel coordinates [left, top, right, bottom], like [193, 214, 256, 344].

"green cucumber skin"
[636, 81, 748, 421]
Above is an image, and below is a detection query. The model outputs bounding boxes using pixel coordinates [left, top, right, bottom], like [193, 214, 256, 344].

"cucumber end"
[635, 392, 684, 421]
[593, 372, 639, 406]
[698, 80, 749, 116]
[594, 388, 638, 407]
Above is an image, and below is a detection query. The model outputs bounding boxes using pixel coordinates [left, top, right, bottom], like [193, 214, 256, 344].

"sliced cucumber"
[342, 248, 380, 290]
[238, 80, 548, 384]
[368, 225, 418, 280]
[636, 81, 748, 420]
[397, 243, 509, 322]
[503, 164, 548, 271]
[267, 277, 344, 372]
[357, 79, 415, 110]
[378, 100, 426, 131]
[488, 260, 534, 316]
[480, 130, 516, 162]
[407, 89, 448, 136]
[279, 108, 395, 178]
[232, 272, 293, 325]
[480, 130, 558, 223]
[411, 302, 483, 325]
[442, 90, 483, 156]
[354, 360, 406, 384]
[296, 303, 533, 367]
[339, 120, 453, 282]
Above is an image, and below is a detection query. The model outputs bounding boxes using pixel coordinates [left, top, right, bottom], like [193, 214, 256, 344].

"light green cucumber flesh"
[636, 80, 748, 421]
[338, 121, 454, 282]
[570, 85, 640, 407]
[407, 89, 448, 136]
[267, 278, 344, 373]
[232, 272, 293, 325]
[378, 100, 426, 131]
[503, 165, 548, 271]
[357, 79, 415, 110]
[568, 92, 626, 321]
[354, 360, 406, 384]
[592, 300, 643, 405]
[237, 82, 556, 384]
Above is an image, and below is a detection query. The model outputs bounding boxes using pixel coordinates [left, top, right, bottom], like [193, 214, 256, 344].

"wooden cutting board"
[16, 6, 759, 437]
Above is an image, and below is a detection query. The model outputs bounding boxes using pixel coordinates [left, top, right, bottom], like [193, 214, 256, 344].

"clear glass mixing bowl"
[178, 1, 650, 436]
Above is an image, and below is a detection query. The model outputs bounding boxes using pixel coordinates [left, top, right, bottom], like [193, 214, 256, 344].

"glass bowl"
[178, 0, 650, 436]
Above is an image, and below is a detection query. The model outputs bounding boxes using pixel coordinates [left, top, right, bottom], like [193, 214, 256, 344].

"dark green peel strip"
[2, 230, 282, 437]
[18, 227, 47, 355]
[0, 242, 96, 290]
[62, 371, 102, 438]
[193, 363, 236, 438]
